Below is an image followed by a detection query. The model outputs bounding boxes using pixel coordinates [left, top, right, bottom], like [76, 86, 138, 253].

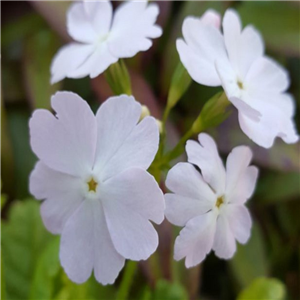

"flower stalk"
[116, 261, 137, 300]
[162, 61, 192, 130]
[104, 60, 132, 95]
[160, 92, 231, 165]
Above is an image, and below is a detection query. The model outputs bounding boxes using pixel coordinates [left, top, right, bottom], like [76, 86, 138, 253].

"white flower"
[165, 133, 258, 268]
[177, 9, 299, 148]
[51, 0, 162, 83]
[29, 92, 165, 284]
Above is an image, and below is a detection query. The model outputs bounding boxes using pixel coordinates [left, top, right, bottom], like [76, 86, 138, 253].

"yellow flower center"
[87, 178, 98, 193]
[237, 80, 244, 90]
[215, 196, 224, 208]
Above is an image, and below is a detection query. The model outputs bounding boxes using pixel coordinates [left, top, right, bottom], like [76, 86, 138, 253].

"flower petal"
[60, 200, 94, 284]
[165, 162, 215, 226]
[29, 92, 97, 176]
[94, 95, 159, 181]
[222, 9, 242, 76]
[60, 199, 125, 285]
[101, 184, 159, 261]
[174, 211, 217, 268]
[245, 56, 289, 93]
[30, 161, 84, 234]
[165, 194, 213, 227]
[108, 1, 162, 58]
[224, 204, 252, 244]
[92, 201, 125, 285]
[67, 2, 98, 43]
[225, 146, 258, 204]
[83, 0, 113, 36]
[165, 162, 215, 200]
[238, 93, 299, 148]
[177, 16, 227, 86]
[200, 9, 221, 29]
[213, 212, 236, 259]
[68, 43, 118, 79]
[50, 43, 95, 84]
[230, 97, 262, 122]
[238, 25, 264, 79]
[186, 133, 226, 195]
[215, 59, 262, 122]
[100, 168, 165, 225]
[214, 58, 240, 94]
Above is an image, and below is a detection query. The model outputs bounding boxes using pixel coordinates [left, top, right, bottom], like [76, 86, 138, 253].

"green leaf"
[230, 223, 269, 288]
[153, 280, 188, 300]
[2, 60, 26, 102]
[6, 108, 37, 199]
[140, 287, 152, 300]
[1, 104, 14, 197]
[29, 237, 61, 300]
[54, 273, 115, 300]
[1, 251, 7, 300]
[0, 178, 7, 210]
[1, 13, 46, 48]
[256, 171, 300, 205]
[1, 199, 55, 300]
[23, 29, 62, 109]
[238, 1, 299, 56]
[237, 277, 286, 300]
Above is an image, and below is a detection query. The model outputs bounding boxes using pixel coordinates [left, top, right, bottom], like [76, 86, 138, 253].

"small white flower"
[29, 92, 165, 284]
[51, 0, 162, 83]
[177, 9, 299, 148]
[165, 133, 258, 268]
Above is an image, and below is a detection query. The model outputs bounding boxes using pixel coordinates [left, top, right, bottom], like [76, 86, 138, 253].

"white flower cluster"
[29, 0, 298, 285]
[177, 9, 298, 148]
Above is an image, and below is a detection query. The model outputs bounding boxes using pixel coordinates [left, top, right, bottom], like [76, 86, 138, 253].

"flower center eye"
[87, 178, 98, 193]
[98, 33, 109, 44]
[237, 80, 244, 90]
[215, 196, 224, 208]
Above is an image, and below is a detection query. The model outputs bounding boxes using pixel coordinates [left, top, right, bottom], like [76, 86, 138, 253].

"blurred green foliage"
[237, 277, 286, 300]
[230, 224, 268, 288]
[1, 1, 299, 300]
[1, 200, 116, 300]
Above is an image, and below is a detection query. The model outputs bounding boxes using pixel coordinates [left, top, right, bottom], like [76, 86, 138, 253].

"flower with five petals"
[51, 0, 162, 83]
[165, 133, 258, 267]
[29, 92, 165, 284]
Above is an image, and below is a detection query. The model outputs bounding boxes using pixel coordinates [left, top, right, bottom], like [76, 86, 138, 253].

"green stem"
[158, 106, 170, 157]
[116, 261, 137, 300]
[158, 61, 192, 157]
[160, 91, 230, 165]
[163, 127, 195, 163]
[104, 59, 132, 95]
[162, 106, 171, 130]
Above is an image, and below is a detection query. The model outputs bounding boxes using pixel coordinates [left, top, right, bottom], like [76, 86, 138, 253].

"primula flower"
[165, 133, 258, 267]
[51, 0, 162, 83]
[29, 92, 165, 284]
[177, 9, 299, 148]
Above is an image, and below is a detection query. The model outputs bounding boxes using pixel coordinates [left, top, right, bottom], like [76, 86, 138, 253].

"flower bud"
[139, 105, 151, 121]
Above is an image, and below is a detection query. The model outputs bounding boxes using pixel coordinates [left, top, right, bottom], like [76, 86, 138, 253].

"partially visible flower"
[165, 133, 258, 267]
[51, 0, 162, 83]
[177, 9, 298, 148]
[29, 92, 165, 284]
